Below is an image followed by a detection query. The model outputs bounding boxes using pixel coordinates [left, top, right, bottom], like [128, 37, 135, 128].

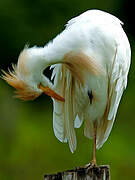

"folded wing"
[96, 42, 131, 149]
[51, 64, 85, 152]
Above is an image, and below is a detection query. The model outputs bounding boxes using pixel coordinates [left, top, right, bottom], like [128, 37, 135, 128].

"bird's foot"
[90, 159, 97, 168]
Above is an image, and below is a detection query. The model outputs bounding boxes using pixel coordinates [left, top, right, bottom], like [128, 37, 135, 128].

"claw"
[90, 159, 97, 167]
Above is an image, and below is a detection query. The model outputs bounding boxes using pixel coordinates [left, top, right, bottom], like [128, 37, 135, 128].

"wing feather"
[51, 64, 85, 152]
[96, 43, 131, 149]
[52, 64, 67, 143]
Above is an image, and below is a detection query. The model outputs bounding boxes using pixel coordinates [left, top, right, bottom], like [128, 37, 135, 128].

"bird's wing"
[96, 41, 131, 149]
[51, 50, 102, 152]
[51, 64, 85, 153]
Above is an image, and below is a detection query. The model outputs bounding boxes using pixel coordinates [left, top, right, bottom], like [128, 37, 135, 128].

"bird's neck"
[43, 45, 63, 65]
[29, 44, 68, 71]
[43, 39, 72, 65]
[27, 46, 62, 73]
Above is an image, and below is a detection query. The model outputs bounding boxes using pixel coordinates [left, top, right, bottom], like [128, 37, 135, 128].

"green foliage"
[0, 0, 135, 179]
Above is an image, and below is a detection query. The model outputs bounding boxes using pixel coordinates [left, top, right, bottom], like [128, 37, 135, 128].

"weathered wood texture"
[44, 164, 110, 180]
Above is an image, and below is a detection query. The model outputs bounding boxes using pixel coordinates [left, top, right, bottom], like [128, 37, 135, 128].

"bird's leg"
[90, 121, 97, 166]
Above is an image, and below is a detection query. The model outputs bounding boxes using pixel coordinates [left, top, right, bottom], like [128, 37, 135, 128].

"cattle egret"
[2, 10, 131, 165]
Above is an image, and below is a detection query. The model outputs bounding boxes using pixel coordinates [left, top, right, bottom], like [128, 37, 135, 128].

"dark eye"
[43, 66, 54, 84]
[88, 90, 93, 104]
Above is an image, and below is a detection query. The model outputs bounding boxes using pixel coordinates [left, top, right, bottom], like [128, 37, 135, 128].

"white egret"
[2, 10, 131, 165]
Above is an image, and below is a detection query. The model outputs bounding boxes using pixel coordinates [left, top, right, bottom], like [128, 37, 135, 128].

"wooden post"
[44, 164, 110, 180]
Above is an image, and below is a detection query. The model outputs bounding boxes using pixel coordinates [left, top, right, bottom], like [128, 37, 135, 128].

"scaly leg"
[90, 121, 97, 166]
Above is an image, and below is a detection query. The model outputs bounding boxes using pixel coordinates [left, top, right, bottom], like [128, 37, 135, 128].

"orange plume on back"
[2, 65, 41, 100]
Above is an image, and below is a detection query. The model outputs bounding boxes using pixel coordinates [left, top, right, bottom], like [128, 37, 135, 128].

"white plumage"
[2, 10, 131, 161]
[50, 10, 131, 152]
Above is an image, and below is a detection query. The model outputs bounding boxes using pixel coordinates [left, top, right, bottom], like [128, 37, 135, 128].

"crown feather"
[2, 64, 41, 100]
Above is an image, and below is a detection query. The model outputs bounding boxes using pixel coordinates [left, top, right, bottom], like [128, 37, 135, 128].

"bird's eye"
[43, 66, 54, 84]
[88, 90, 93, 104]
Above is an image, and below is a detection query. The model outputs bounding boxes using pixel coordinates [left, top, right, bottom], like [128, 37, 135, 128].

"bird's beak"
[39, 84, 65, 102]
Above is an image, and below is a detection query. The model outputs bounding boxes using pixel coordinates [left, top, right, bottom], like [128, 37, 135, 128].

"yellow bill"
[39, 84, 65, 102]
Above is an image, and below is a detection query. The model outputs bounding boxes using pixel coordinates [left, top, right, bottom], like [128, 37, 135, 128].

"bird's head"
[2, 47, 65, 102]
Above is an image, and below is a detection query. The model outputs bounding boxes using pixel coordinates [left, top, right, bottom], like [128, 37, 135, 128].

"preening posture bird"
[2, 10, 131, 165]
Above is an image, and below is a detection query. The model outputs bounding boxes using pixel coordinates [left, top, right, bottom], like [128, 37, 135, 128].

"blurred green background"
[0, 0, 135, 179]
